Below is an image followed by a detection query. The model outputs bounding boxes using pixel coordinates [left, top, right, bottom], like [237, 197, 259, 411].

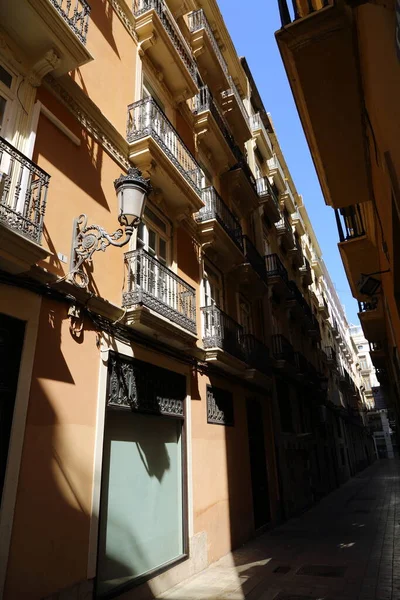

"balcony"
[276, 1, 371, 210]
[369, 341, 387, 369]
[265, 253, 290, 297]
[299, 257, 312, 286]
[294, 351, 308, 376]
[221, 76, 252, 147]
[221, 152, 259, 216]
[194, 187, 244, 270]
[291, 211, 305, 236]
[335, 205, 379, 299]
[241, 235, 267, 288]
[267, 154, 286, 193]
[127, 98, 203, 215]
[201, 305, 247, 373]
[134, 0, 198, 101]
[286, 281, 309, 321]
[123, 249, 197, 347]
[0, 136, 50, 273]
[308, 314, 321, 340]
[331, 318, 339, 337]
[288, 237, 304, 268]
[310, 251, 322, 278]
[187, 9, 230, 94]
[358, 298, 386, 342]
[324, 346, 337, 369]
[256, 177, 281, 223]
[317, 294, 330, 320]
[272, 334, 295, 367]
[242, 334, 272, 376]
[281, 186, 296, 214]
[0, 0, 92, 76]
[191, 86, 237, 171]
[275, 213, 294, 250]
[250, 113, 273, 160]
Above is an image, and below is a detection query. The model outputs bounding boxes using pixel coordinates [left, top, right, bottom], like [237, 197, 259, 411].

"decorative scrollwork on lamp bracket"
[70, 214, 134, 289]
[69, 167, 151, 289]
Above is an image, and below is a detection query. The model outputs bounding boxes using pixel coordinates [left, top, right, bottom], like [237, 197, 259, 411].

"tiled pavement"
[159, 459, 400, 600]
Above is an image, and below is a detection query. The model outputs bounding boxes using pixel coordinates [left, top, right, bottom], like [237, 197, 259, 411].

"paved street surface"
[159, 460, 400, 600]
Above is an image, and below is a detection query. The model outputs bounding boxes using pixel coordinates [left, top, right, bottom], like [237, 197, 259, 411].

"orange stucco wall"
[5, 297, 100, 599]
[70, 1, 137, 137]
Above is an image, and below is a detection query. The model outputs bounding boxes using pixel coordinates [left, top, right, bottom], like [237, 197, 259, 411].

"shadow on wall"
[3, 306, 157, 600]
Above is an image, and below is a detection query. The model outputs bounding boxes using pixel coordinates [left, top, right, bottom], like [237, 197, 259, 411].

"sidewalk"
[158, 460, 400, 600]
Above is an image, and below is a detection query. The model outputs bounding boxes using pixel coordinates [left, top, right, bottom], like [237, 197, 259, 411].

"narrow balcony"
[187, 9, 230, 94]
[256, 177, 281, 223]
[275, 213, 294, 250]
[242, 334, 272, 387]
[286, 281, 308, 319]
[369, 341, 387, 369]
[272, 334, 295, 366]
[194, 187, 244, 270]
[0, 0, 92, 76]
[191, 86, 238, 171]
[288, 237, 304, 268]
[265, 253, 290, 297]
[331, 318, 339, 337]
[221, 76, 252, 147]
[335, 204, 379, 299]
[127, 98, 204, 215]
[123, 249, 197, 347]
[221, 151, 259, 216]
[307, 314, 321, 340]
[0, 136, 50, 273]
[281, 186, 296, 214]
[317, 294, 330, 320]
[134, 0, 198, 101]
[250, 113, 273, 160]
[241, 235, 268, 288]
[276, 1, 370, 211]
[267, 154, 286, 193]
[358, 298, 385, 342]
[291, 210, 305, 236]
[324, 346, 337, 369]
[311, 251, 323, 278]
[201, 305, 247, 373]
[299, 256, 312, 286]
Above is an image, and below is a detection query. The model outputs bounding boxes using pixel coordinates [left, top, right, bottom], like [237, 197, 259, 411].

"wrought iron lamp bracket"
[70, 214, 134, 289]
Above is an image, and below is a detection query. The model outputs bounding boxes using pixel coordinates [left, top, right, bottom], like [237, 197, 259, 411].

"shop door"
[246, 398, 270, 529]
[0, 313, 25, 503]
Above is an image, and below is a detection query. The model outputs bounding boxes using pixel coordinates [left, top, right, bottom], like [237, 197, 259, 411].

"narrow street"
[160, 460, 400, 600]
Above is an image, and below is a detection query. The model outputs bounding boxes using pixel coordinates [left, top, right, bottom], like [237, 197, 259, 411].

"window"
[136, 206, 169, 265]
[359, 356, 368, 371]
[203, 263, 223, 308]
[142, 79, 164, 112]
[0, 62, 15, 137]
[239, 295, 253, 334]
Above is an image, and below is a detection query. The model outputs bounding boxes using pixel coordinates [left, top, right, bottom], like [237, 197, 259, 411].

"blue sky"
[218, 0, 360, 325]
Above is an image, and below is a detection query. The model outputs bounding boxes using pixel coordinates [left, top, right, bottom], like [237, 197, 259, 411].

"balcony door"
[239, 295, 253, 335]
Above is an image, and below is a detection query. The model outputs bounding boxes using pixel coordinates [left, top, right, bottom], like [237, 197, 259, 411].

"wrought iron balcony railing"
[127, 98, 203, 196]
[201, 305, 245, 361]
[242, 235, 267, 283]
[275, 213, 293, 237]
[123, 249, 196, 334]
[0, 136, 50, 244]
[324, 346, 337, 363]
[188, 9, 229, 79]
[134, 0, 197, 83]
[242, 333, 271, 375]
[256, 177, 280, 210]
[334, 205, 365, 242]
[272, 334, 295, 363]
[51, 0, 91, 44]
[278, 0, 332, 27]
[250, 113, 273, 154]
[265, 253, 289, 283]
[192, 86, 238, 155]
[358, 299, 378, 312]
[221, 75, 250, 129]
[195, 187, 243, 250]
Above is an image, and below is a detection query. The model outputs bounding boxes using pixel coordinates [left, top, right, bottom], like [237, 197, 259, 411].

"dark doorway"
[246, 398, 270, 529]
[0, 313, 25, 504]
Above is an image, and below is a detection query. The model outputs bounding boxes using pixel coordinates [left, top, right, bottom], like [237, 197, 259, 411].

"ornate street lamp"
[70, 167, 150, 289]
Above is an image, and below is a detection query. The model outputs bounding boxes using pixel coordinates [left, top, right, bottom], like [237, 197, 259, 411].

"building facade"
[276, 0, 400, 443]
[0, 1, 373, 598]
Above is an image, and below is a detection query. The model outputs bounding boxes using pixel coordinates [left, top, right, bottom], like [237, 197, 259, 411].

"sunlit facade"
[0, 1, 374, 598]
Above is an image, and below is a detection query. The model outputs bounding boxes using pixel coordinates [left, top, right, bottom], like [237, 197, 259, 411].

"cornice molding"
[44, 73, 130, 170]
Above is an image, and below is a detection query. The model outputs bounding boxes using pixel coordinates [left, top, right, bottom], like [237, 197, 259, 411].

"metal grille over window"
[207, 385, 234, 426]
